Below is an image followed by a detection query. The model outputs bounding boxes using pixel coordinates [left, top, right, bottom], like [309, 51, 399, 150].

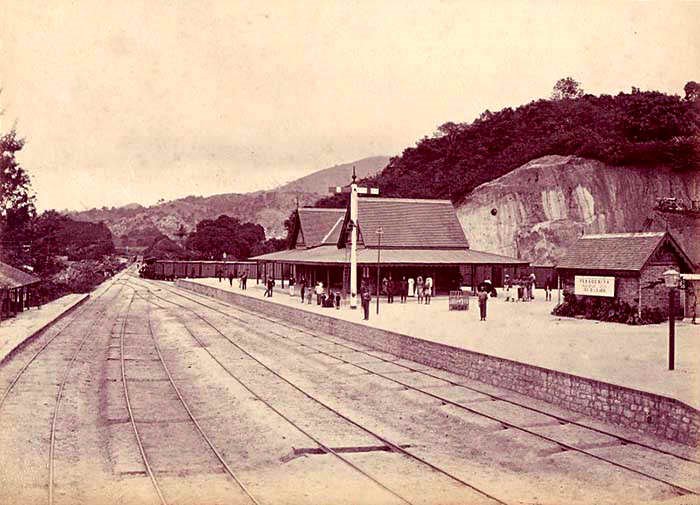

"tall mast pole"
[349, 167, 359, 309]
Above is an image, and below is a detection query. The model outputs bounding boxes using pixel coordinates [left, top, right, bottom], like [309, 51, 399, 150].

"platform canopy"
[252, 245, 526, 266]
[0, 261, 40, 289]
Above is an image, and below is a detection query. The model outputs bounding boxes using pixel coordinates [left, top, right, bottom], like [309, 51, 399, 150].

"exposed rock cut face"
[456, 155, 699, 265]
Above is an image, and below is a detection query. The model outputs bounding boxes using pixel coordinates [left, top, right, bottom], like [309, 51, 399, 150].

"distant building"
[0, 261, 41, 320]
[251, 197, 528, 295]
[555, 232, 695, 317]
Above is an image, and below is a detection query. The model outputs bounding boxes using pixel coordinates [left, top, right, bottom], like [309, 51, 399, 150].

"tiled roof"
[251, 245, 528, 265]
[0, 261, 40, 289]
[320, 216, 344, 245]
[555, 232, 687, 271]
[297, 208, 346, 248]
[354, 198, 470, 249]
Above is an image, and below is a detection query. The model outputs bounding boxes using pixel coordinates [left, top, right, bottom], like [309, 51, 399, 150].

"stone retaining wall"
[177, 280, 700, 446]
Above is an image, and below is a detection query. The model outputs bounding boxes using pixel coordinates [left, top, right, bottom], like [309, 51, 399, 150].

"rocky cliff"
[455, 155, 700, 265]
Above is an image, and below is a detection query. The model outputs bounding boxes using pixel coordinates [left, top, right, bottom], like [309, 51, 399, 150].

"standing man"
[478, 287, 489, 321]
[242, 271, 248, 290]
[227, 271, 234, 287]
[400, 276, 408, 303]
[425, 276, 433, 305]
[315, 282, 324, 305]
[528, 272, 536, 301]
[360, 280, 371, 320]
[299, 277, 306, 303]
[686, 281, 697, 324]
[387, 275, 395, 304]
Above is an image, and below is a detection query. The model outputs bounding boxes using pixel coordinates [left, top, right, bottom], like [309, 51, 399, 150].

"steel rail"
[48, 281, 128, 505]
[140, 294, 261, 505]
[153, 279, 700, 466]
[142, 279, 699, 498]
[119, 291, 169, 505]
[136, 282, 509, 505]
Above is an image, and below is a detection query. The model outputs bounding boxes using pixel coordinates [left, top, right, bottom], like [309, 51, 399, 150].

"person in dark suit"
[360, 280, 372, 320]
[478, 287, 489, 321]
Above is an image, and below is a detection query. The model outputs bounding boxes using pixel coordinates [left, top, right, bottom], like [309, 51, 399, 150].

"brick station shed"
[555, 232, 695, 318]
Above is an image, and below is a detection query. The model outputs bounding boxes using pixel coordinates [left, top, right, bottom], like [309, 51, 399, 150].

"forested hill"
[317, 87, 699, 207]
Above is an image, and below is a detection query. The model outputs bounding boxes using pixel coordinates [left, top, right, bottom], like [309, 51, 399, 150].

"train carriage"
[140, 259, 258, 281]
[173, 261, 188, 278]
[161, 260, 175, 280]
[199, 261, 219, 278]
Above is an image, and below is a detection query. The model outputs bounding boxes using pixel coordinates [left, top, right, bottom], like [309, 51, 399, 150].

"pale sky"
[0, 1, 697, 211]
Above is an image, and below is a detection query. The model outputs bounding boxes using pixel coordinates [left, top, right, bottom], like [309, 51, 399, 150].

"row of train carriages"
[139, 259, 258, 281]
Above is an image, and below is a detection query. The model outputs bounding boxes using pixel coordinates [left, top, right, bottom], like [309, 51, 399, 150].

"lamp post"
[663, 268, 681, 371]
[376, 226, 384, 315]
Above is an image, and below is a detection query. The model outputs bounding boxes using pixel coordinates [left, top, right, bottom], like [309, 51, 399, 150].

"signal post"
[329, 168, 379, 309]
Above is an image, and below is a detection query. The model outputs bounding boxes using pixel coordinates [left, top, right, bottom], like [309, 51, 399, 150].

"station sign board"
[574, 275, 615, 297]
[449, 290, 469, 310]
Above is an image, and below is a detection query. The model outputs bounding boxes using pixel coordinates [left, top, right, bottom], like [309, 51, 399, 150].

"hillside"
[316, 88, 699, 209]
[278, 156, 389, 194]
[68, 156, 388, 246]
[456, 155, 700, 265]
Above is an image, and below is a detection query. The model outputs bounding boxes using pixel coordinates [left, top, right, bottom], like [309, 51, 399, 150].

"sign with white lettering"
[574, 275, 615, 297]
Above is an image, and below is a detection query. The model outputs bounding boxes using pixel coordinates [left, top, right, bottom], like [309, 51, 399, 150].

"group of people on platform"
[251, 271, 554, 322]
[217, 270, 247, 289]
[380, 275, 434, 304]
[502, 273, 551, 302]
[294, 277, 342, 309]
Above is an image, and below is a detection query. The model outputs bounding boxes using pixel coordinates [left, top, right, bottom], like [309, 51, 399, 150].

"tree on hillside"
[185, 215, 266, 260]
[685, 81, 700, 101]
[551, 77, 584, 100]
[144, 235, 190, 260]
[0, 129, 35, 233]
[32, 211, 115, 262]
[311, 87, 699, 208]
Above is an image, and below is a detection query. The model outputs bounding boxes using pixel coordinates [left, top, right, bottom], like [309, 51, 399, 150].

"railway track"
[135, 287, 488, 505]
[138, 278, 700, 499]
[0, 277, 123, 413]
[0, 275, 129, 505]
[118, 289, 260, 505]
[133, 279, 516, 505]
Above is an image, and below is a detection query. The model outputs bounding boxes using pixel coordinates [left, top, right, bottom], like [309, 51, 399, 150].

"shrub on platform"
[551, 292, 658, 325]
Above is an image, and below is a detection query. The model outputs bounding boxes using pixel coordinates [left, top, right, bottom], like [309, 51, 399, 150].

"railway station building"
[251, 197, 528, 295]
[0, 261, 41, 320]
[555, 232, 696, 318]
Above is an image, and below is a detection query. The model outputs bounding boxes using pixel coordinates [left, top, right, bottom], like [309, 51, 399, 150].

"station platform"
[180, 277, 699, 411]
[0, 293, 88, 364]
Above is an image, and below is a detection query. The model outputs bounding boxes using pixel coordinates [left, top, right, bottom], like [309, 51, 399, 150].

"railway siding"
[176, 279, 700, 447]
